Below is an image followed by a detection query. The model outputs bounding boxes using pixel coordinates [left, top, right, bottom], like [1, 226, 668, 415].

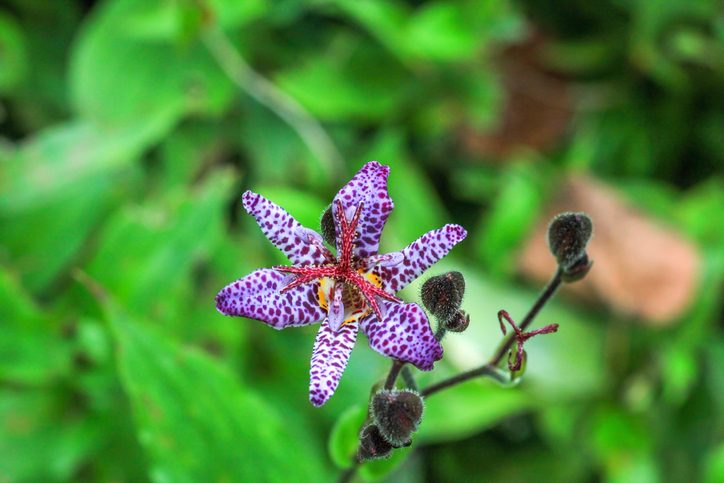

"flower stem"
[422, 268, 563, 397]
[384, 360, 405, 390]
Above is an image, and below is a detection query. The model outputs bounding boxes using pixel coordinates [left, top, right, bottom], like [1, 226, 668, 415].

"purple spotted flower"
[216, 162, 467, 406]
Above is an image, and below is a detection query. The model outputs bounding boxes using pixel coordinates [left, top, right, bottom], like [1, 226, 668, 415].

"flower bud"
[320, 204, 336, 246]
[547, 212, 593, 273]
[357, 424, 393, 462]
[444, 310, 470, 333]
[371, 389, 424, 447]
[560, 253, 593, 283]
[421, 272, 465, 323]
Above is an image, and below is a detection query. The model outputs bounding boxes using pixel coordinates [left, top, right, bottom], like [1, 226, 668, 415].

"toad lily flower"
[216, 162, 467, 406]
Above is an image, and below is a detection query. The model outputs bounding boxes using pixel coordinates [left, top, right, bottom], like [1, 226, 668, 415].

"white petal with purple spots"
[361, 302, 442, 370]
[243, 191, 332, 266]
[377, 224, 467, 293]
[215, 269, 325, 329]
[332, 161, 394, 259]
[309, 318, 358, 406]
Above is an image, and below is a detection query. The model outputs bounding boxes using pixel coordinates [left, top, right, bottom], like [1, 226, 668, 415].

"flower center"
[317, 271, 383, 326]
[274, 200, 400, 325]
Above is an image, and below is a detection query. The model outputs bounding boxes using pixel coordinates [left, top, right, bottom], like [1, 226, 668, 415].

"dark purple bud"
[320, 204, 336, 246]
[547, 212, 593, 276]
[561, 253, 593, 283]
[444, 310, 470, 333]
[421, 272, 465, 323]
[357, 424, 393, 462]
[371, 389, 424, 447]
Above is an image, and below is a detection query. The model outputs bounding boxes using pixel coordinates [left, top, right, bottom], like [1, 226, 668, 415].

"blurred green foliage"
[0, 0, 722, 482]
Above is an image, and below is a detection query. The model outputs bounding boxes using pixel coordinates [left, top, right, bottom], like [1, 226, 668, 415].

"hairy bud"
[547, 212, 593, 280]
[421, 272, 465, 323]
[371, 389, 424, 447]
[444, 310, 470, 333]
[320, 205, 336, 246]
[357, 424, 392, 462]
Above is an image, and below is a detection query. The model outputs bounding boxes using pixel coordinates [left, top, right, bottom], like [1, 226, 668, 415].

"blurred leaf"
[0, 117, 172, 214]
[328, 404, 365, 469]
[0, 12, 27, 94]
[70, 0, 239, 125]
[474, 161, 544, 277]
[589, 406, 659, 483]
[418, 383, 531, 443]
[660, 344, 697, 406]
[0, 389, 102, 481]
[86, 168, 236, 317]
[104, 296, 327, 482]
[406, 3, 480, 61]
[0, 267, 72, 383]
[331, 0, 523, 63]
[0, 118, 172, 291]
[275, 36, 408, 121]
[703, 442, 724, 483]
[359, 445, 411, 481]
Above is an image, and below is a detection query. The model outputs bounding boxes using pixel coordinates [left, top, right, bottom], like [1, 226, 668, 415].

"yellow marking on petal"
[317, 277, 333, 310]
[359, 268, 383, 288]
[316, 271, 384, 326]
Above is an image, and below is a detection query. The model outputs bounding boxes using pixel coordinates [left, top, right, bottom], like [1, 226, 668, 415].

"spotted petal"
[243, 190, 331, 266]
[309, 318, 358, 406]
[215, 269, 325, 329]
[378, 224, 467, 293]
[361, 302, 442, 370]
[332, 161, 394, 259]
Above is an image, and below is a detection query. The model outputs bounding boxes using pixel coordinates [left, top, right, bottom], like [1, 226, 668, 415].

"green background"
[0, 0, 722, 481]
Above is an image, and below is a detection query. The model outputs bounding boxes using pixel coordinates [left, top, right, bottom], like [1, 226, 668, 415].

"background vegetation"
[1, 0, 722, 481]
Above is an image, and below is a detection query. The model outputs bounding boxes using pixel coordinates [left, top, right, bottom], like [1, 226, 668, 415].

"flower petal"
[378, 224, 467, 293]
[215, 269, 326, 329]
[309, 318, 358, 406]
[242, 190, 331, 266]
[361, 302, 442, 370]
[333, 161, 394, 259]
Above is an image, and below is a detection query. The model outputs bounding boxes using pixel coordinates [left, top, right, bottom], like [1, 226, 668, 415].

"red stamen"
[274, 200, 401, 323]
[497, 310, 558, 372]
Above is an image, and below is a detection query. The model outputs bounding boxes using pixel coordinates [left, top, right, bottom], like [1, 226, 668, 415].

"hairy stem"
[384, 360, 405, 390]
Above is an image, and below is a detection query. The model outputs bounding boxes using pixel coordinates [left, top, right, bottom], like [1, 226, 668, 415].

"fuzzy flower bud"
[357, 424, 393, 462]
[445, 310, 470, 333]
[320, 204, 336, 246]
[547, 212, 593, 281]
[371, 389, 424, 447]
[421, 271, 465, 323]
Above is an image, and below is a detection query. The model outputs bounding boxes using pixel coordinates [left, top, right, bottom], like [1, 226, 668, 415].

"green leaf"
[275, 36, 407, 121]
[86, 168, 237, 316]
[418, 382, 531, 443]
[474, 161, 544, 277]
[406, 3, 480, 61]
[69, 0, 237, 125]
[0, 388, 102, 481]
[328, 405, 366, 469]
[0, 118, 172, 291]
[359, 444, 411, 481]
[104, 297, 327, 482]
[0, 267, 72, 384]
[703, 442, 724, 483]
[0, 11, 27, 94]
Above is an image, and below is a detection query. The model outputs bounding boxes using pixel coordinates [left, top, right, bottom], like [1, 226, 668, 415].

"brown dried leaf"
[517, 175, 701, 325]
[461, 31, 572, 159]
